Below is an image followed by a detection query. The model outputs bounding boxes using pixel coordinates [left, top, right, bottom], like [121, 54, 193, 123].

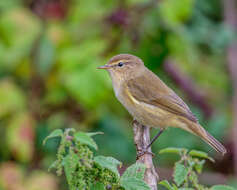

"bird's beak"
[97, 64, 112, 70]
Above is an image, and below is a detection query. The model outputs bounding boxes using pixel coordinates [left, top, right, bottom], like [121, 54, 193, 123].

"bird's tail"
[179, 118, 227, 155]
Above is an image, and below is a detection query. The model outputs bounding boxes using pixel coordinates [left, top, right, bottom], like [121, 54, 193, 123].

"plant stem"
[132, 120, 158, 190]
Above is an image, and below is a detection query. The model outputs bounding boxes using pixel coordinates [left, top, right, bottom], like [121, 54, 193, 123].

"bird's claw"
[136, 148, 155, 160]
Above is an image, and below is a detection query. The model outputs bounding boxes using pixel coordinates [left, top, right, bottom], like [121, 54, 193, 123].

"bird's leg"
[136, 149, 155, 160]
[136, 129, 164, 159]
[146, 129, 164, 149]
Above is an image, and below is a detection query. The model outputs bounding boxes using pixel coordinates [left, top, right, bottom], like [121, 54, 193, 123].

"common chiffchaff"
[98, 54, 226, 155]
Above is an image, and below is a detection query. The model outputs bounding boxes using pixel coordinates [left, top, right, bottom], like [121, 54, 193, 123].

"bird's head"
[97, 54, 145, 81]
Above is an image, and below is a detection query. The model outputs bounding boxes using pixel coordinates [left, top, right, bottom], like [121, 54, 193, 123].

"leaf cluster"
[158, 148, 234, 190]
[44, 129, 151, 190]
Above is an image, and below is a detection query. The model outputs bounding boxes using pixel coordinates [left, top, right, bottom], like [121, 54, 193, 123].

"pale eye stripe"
[110, 60, 128, 66]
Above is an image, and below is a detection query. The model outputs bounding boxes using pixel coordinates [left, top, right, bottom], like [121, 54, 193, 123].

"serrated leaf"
[189, 150, 214, 162]
[87, 131, 104, 137]
[211, 185, 235, 190]
[90, 182, 106, 190]
[63, 151, 79, 185]
[159, 147, 187, 155]
[120, 177, 150, 190]
[94, 156, 121, 177]
[159, 180, 174, 190]
[173, 163, 188, 186]
[121, 163, 146, 180]
[43, 129, 63, 145]
[74, 132, 97, 150]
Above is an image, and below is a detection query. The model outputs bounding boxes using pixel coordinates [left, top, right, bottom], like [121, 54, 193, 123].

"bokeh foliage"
[0, 0, 236, 189]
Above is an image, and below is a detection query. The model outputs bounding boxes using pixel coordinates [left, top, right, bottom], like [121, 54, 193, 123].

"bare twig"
[133, 120, 158, 190]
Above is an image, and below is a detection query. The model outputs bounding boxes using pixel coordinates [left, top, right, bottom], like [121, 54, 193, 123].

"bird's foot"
[136, 148, 155, 160]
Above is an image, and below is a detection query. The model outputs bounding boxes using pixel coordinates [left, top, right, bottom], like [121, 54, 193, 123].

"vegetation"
[44, 129, 234, 190]
[0, 0, 236, 189]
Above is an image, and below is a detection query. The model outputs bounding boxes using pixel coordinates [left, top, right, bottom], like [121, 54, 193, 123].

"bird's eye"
[118, 62, 124, 67]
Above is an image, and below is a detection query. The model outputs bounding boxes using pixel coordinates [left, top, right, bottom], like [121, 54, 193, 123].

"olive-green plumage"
[98, 54, 226, 155]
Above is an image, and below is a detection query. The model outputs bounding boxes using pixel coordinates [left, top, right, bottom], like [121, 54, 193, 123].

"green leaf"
[159, 147, 187, 155]
[178, 188, 194, 190]
[94, 156, 121, 177]
[120, 177, 150, 190]
[159, 180, 174, 190]
[173, 163, 188, 186]
[211, 185, 235, 190]
[74, 132, 98, 150]
[189, 150, 214, 162]
[194, 160, 205, 174]
[172, 184, 179, 190]
[121, 163, 146, 180]
[63, 151, 79, 186]
[87, 131, 104, 137]
[90, 182, 106, 190]
[43, 129, 63, 145]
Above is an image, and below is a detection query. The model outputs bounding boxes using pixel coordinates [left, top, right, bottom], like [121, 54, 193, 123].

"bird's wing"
[126, 72, 198, 123]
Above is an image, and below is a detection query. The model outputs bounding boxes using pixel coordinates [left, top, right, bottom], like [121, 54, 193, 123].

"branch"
[133, 120, 158, 190]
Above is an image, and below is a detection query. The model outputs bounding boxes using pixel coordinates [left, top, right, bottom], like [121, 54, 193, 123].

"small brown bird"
[98, 54, 226, 155]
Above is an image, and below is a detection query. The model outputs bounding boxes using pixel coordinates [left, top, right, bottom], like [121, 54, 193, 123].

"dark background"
[0, 0, 236, 189]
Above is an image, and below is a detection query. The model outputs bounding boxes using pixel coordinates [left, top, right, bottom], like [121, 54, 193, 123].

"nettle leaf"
[173, 163, 188, 186]
[43, 129, 63, 145]
[159, 180, 174, 190]
[120, 177, 150, 190]
[121, 163, 146, 180]
[159, 147, 187, 155]
[87, 132, 104, 137]
[94, 156, 121, 177]
[188, 150, 214, 162]
[63, 151, 79, 185]
[90, 182, 106, 190]
[74, 132, 97, 150]
[211, 185, 235, 190]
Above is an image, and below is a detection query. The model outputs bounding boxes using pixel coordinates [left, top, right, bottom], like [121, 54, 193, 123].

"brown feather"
[126, 68, 198, 123]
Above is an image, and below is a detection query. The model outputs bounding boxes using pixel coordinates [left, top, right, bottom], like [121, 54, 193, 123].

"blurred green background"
[0, 0, 236, 189]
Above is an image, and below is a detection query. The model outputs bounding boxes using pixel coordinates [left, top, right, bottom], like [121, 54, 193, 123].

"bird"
[97, 54, 226, 155]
